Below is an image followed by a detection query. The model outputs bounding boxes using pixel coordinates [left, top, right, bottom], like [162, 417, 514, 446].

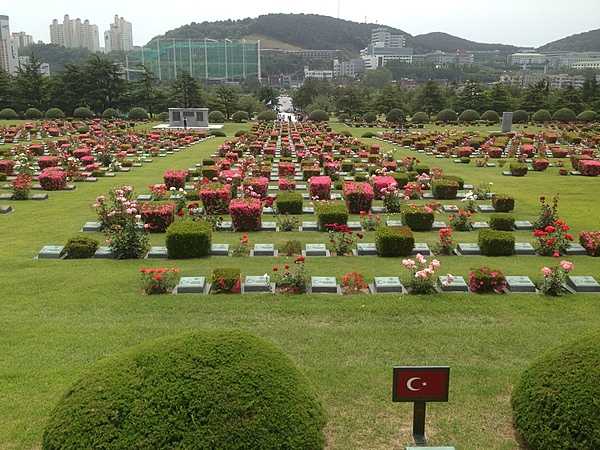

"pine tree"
[454, 81, 486, 113]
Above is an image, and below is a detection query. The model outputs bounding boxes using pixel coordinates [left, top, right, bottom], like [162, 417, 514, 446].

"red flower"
[273, 266, 278, 272]
[545, 225, 556, 233]
[295, 255, 305, 264]
[284, 264, 290, 270]
[553, 251, 560, 258]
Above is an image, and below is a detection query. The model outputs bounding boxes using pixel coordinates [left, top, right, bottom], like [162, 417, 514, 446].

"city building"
[11, 32, 33, 50]
[104, 15, 133, 53]
[303, 65, 334, 81]
[509, 52, 547, 67]
[499, 72, 600, 89]
[50, 15, 100, 52]
[361, 28, 413, 70]
[371, 27, 406, 48]
[333, 58, 364, 78]
[413, 49, 474, 66]
[571, 60, 600, 70]
[0, 15, 18, 74]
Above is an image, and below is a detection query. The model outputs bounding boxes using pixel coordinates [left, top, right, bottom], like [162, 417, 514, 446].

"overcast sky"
[4, 0, 599, 48]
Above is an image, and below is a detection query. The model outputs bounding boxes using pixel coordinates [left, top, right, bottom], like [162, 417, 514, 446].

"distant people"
[183, 118, 188, 130]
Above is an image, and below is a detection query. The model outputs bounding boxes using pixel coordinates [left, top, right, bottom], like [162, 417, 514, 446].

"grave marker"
[514, 242, 536, 255]
[457, 243, 481, 255]
[438, 276, 468, 292]
[311, 276, 339, 293]
[514, 221, 533, 231]
[210, 244, 229, 256]
[567, 276, 600, 293]
[38, 245, 64, 259]
[243, 275, 273, 293]
[356, 243, 377, 256]
[146, 246, 168, 259]
[373, 277, 403, 293]
[300, 221, 318, 231]
[304, 243, 329, 257]
[82, 221, 102, 232]
[566, 243, 587, 256]
[93, 246, 113, 259]
[506, 276, 536, 293]
[251, 244, 277, 256]
[0, 205, 12, 214]
[412, 243, 431, 256]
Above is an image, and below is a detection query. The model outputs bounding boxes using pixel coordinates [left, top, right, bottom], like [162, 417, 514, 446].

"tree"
[414, 81, 445, 115]
[361, 68, 393, 89]
[487, 83, 513, 114]
[257, 85, 278, 106]
[0, 69, 13, 110]
[333, 84, 368, 119]
[520, 80, 550, 112]
[582, 76, 599, 103]
[14, 55, 48, 110]
[214, 86, 240, 118]
[82, 55, 127, 113]
[373, 84, 405, 115]
[131, 66, 162, 116]
[553, 86, 583, 114]
[237, 94, 263, 116]
[169, 72, 206, 108]
[454, 81, 486, 113]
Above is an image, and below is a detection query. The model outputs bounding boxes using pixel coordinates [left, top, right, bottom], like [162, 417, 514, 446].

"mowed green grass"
[1, 120, 600, 449]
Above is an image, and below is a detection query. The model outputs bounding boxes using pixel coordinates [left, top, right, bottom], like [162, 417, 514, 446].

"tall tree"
[582, 76, 599, 103]
[0, 69, 13, 110]
[520, 80, 550, 112]
[553, 86, 583, 113]
[334, 85, 368, 119]
[487, 83, 513, 113]
[372, 84, 405, 115]
[131, 66, 161, 116]
[414, 81, 445, 114]
[14, 55, 48, 110]
[454, 80, 486, 112]
[83, 55, 126, 113]
[169, 72, 205, 108]
[214, 86, 240, 118]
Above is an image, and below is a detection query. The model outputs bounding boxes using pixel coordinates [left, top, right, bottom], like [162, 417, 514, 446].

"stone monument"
[501, 112, 513, 133]
[168, 108, 209, 128]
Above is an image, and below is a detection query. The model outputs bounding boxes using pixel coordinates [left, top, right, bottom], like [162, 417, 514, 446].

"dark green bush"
[280, 239, 302, 256]
[513, 110, 529, 124]
[315, 201, 348, 231]
[277, 191, 303, 215]
[414, 164, 430, 175]
[375, 226, 414, 257]
[509, 162, 528, 177]
[440, 175, 464, 189]
[492, 195, 515, 212]
[386, 108, 405, 123]
[478, 229, 515, 256]
[24, 108, 43, 119]
[362, 132, 375, 138]
[411, 112, 429, 124]
[432, 179, 459, 200]
[42, 330, 326, 450]
[231, 110, 249, 122]
[165, 220, 212, 259]
[256, 110, 277, 121]
[391, 172, 409, 188]
[402, 207, 434, 232]
[157, 111, 169, 122]
[0, 108, 18, 119]
[552, 108, 576, 123]
[577, 110, 598, 122]
[208, 110, 225, 123]
[511, 332, 600, 450]
[459, 109, 480, 123]
[532, 109, 551, 123]
[102, 108, 120, 119]
[45, 108, 65, 119]
[209, 130, 226, 137]
[73, 107, 94, 119]
[481, 110, 500, 122]
[62, 235, 99, 259]
[201, 165, 217, 179]
[128, 107, 149, 121]
[489, 214, 515, 231]
[309, 110, 329, 122]
[436, 109, 458, 123]
[362, 112, 377, 123]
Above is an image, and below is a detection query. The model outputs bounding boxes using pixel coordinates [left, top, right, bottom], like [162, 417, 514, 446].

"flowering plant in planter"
[341, 272, 369, 294]
[403, 182, 422, 200]
[278, 178, 296, 191]
[38, 156, 60, 170]
[163, 170, 187, 189]
[468, 267, 507, 293]
[11, 174, 32, 200]
[402, 254, 441, 294]
[211, 268, 242, 294]
[106, 205, 149, 259]
[579, 231, 600, 257]
[343, 182, 374, 214]
[231, 234, 251, 257]
[0, 159, 15, 175]
[140, 268, 180, 295]
[326, 223, 362, 256]
[309, 176, 332, 200]
[449, 209, 473, 231]
[94, 185, 135, 229]
[434, 227, 455, 255]
[39, 168, 67, 191]
[579, 160, 600, 177]
[533, 219, 573, 256]
[272, 256, 308, 294]
[540, 260, 574, 296]
[278, 162, 295, 176]
[243, 177, 269, 198]
[140, 203, 175, 232]
[532, 159, 550, 171]
[372, 175, 398, 199]
[199, 182, 231, 215]
[359, 211, 381, 231]
[381, 185, 403, 213]
[149, 183, 168, 200]
[533, 195, 559, 231]
[229, 198, 262, 231]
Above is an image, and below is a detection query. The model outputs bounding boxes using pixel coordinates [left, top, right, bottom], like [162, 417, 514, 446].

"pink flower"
[431, 259, 440, 268]
[415, 253, 426, 264]
[541, 267, 553, 277]
[560, 260, 574, 272]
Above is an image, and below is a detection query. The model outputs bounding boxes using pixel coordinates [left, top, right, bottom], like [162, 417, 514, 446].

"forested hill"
[156, 14, 518, 54]
[538, 28, 600, 52]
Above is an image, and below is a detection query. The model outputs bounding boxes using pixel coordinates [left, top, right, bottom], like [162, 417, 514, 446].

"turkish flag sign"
[392, 366, 450, 402]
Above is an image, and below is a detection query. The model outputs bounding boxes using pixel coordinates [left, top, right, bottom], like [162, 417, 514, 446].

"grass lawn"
[1, 120, 600, 449]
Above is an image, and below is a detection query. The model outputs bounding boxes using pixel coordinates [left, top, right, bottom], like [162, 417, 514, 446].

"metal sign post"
[392, 366, 450, 446]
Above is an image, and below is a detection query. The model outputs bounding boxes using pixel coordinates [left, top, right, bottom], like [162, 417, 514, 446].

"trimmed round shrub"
[362, 131, 376, 138]
[309, 109, 329, 122]
[362, 111, 377, 123]
[102, 108, 119, 119]
[577, 110, 598, 122]
[73, 107, 94, 119]
[436, 109, 458, 123]
[235, 130, 247, 137]
[165, 219, 212, 259]
[478, 229, 515, 256]
[128, 107, 149, 121]
[45, 108, 65, 119]
[42, 330, 326, 449]
[61, 235, 99, 259]
[376, 226, 414, 257]
[432, 179, 459, 199]
[532, 109, 551, 123]
[411, 112, 429, 124]
[208, 110, 225, 123]
[513, 110, 529, 124]
[157, 111, 169, 122]
[489, 214, 515, 231]
[512, 332, 600, 449]
[386, 108, 405, 123]
[481, 110, 500, 122]
[509, 162, 528, 177]
[552, 108, 576, 123]
[209, 129, 226, 137]
[257, 110, 277, 121]
[231, 110, 249, 122]
[315, 201, 348, 231]
[24, 108, 43, 119]
[492, 194, 515, 212]
[402, 208, 434, 232]
[276, 191, 303, 215]
[459, 109, 480, 123]
[0, 108, 19, 119]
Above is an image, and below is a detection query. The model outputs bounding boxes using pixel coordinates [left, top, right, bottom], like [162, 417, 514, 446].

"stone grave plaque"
[514, 221, 533, 231]
[432, 221, 447, 230]
[147, 246, 168, 259]
[506, 276, 536, 293]
[386, 219, 403, 227]
[311, 276, 338, 293]
[423, 192, 434, 199]
[261, 221, 277, 232]
[456, 192, 467, 199]
[64, 184, 76, 190]
[472, 221, 489, 230]
[502, 171, 512, 176]
[268, 185, 279, 191]
[217, 221, 233, 231]
[442, 205, 459, 213]
[137, 194, 152, 201]
[252, 244, 276, 256]
[464, 184, 474, 190]
[302, 206, 315, 214]
[294, 175, 304, 181]
[176, 277, 206, 294]
[244, 275, 273, 293]
[412, 243, 431, 256]
[85, 177, 98, 182]
[566, 243, 587, 256]
[104, 172, 116, 177]
[567, 276, 600, 293]
[300, 221, 318, 231]
[302, 193, 310, 200]
[82, 221, 102, 232]
[356, 243, 377, 256]
[93, 246, 113, 259]
[184, 184, 195, 191]
[457, 243, 481, 255]
[31, 193, 48, 200]
[296, 183, 307, 190]
[478, 204, 495, 213]
[170, 194, 184, 201]
[347, 221, 362, 231]
[514, 242, 535, 255]
[0, 205, 12, 214]
[373, 277, 403, 293]
[438, 275, 469, 292]
[210, 244, 229, 256]
[331, 193, 342, 200]
[371, 206, 386, 214]
[262, 207, 274, 215]
[304, 243, 329, 257]
[570, 170, 581, 176]
[38, 245, 63, 259]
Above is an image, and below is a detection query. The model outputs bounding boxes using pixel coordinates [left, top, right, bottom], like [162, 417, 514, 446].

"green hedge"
[375, 226, 415, 257]
[277, 191, 303, 215]
[62, 235, 99, 259]
[489, 214, 515, 231]
[402, 207, 434, 232]
[315, 201, 348, 231]
[432, 179, 459, 200]
[478, 229, 515, 256]
[509, 162, 528, 177]
[492, 195, 515, 212]
[165, 220, 212, 259]
[0, 108, 18, 119]
[390, 172, 409, 188]
[42, 330, 326, 450]
[512, 332, 600, 450]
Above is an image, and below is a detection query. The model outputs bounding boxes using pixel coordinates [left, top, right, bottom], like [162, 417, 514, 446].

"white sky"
[4, 0, 600, 48]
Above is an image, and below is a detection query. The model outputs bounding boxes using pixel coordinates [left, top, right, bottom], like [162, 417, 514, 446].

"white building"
[509, 52, 546, 67]
[361, 27, 413, 70]
[304, 65, 334, 81]
[571, 60, 600, 70]
[50, 15, 100, 52]
[0, 15, 18, 75]
[11, 32, 33, 50]
[333, 58, 364, 78]
[371, 27, 406, 48]
[413, 49, 474, 66]
[500, 72, 600, 89]
[104, 15, 133, 53]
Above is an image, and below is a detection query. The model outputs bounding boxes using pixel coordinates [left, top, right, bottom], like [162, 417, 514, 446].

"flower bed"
[372, 176, 398, 200]
[229, 198, 262, 231]
[580, 160, 600, 177]
[343, 182, 374, 214]
[163, 170, 187, 190]
[579, 231, 600, 256]
[468, 267, 507, 293]
[140, 268, 180, 295]
[38, 156, 60, 170]
[0, 159, 15, 175]
[278, 178, 296, 191]
[39, 168, 67, 191]
[199, 183, 231, 214]
[309, 176, 332, 200]
[140, 203, 176, 232]
[278, 162, 295, 176]
[243, 177, 269, 198]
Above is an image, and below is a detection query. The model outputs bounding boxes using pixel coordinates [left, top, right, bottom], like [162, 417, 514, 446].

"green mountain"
[538, 28, 600, 52]
[411, 32, 518, 53]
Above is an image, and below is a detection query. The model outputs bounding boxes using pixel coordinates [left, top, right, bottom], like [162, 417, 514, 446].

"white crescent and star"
[406, 377, 427, 392]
